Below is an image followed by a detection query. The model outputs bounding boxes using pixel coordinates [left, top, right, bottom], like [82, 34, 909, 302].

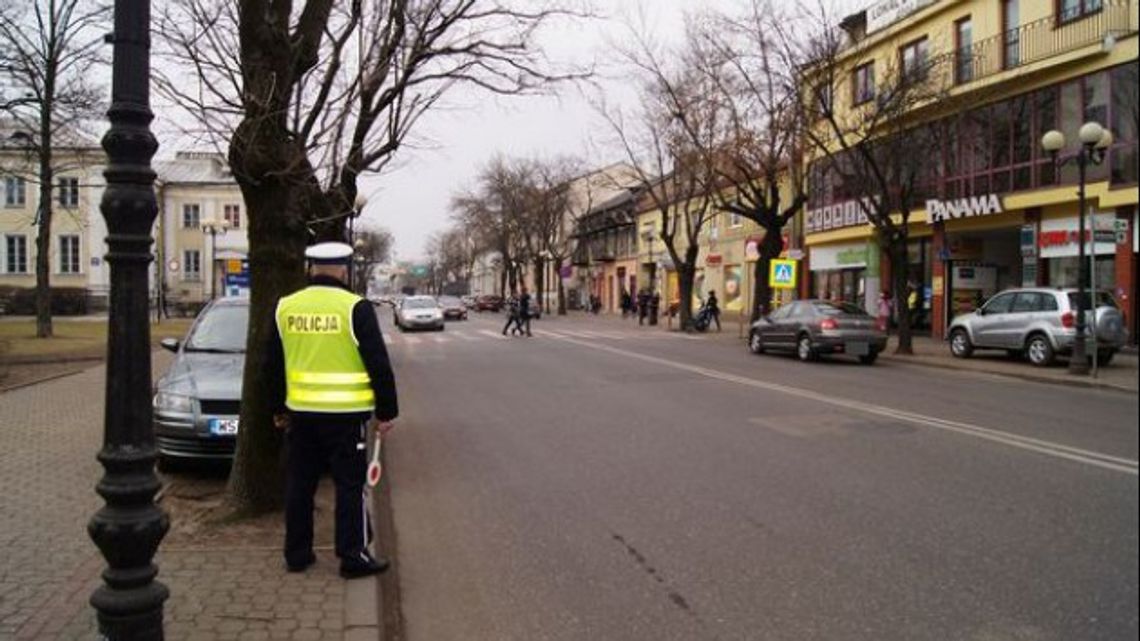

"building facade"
[1, 127, 104, 310]
[803, 0, 1139, 340]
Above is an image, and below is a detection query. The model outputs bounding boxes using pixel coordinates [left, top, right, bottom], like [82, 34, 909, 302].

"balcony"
[956, 1, 1135, 86]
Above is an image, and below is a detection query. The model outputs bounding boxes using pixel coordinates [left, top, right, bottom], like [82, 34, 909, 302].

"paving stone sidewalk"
[0, 356, 381, 640]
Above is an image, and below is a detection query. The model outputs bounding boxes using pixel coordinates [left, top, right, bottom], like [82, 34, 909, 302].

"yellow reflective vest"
[276, 286, 375, 413]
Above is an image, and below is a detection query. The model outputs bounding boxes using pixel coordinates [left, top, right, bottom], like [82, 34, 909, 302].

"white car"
[394, 296, 444, 331]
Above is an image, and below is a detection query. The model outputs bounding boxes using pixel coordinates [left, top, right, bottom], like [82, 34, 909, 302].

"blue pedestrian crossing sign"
[768, 259, 798, 290]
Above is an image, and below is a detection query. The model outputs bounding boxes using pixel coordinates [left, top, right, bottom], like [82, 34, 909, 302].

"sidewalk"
[536, 310, 1139, 394]
[0, 356, 383, 640]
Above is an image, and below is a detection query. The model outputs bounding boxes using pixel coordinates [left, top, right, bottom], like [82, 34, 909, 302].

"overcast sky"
[354, 0, 722, 261]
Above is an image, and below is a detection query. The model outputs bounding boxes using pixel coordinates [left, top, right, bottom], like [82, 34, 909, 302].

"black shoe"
[339, 555, 390, 579]
[286, 553, 316, 573]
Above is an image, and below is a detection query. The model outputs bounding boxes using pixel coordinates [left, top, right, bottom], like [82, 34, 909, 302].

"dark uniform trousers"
[285, 414, 372, 567]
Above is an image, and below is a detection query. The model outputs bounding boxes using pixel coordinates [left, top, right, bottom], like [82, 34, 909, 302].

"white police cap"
[305, 242, 354, 264]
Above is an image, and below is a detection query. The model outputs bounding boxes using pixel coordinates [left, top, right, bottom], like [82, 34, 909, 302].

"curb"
[0, 353, 104, 365]
[879, 354, 1137, 394]
[0, 364, 93, 394]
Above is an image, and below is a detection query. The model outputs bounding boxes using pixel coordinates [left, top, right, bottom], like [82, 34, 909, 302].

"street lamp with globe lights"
[1040, 121, 1114, 375]
[200, 217, 231, 300]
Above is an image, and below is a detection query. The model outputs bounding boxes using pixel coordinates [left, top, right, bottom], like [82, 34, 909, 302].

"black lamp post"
[200, 217, 230, 300]
[88, 0, 170, 639]
[1041, 121, 1113, 376]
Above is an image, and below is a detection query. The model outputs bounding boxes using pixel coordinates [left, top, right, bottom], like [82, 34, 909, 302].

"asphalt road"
[377, 309, 1138, 641]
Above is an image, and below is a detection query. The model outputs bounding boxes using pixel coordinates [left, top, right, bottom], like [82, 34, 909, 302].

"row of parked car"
[744, 286, 1129, 368]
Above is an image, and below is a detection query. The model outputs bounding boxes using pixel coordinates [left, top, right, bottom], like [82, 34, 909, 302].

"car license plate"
[209, 418, 239, 436]
[848, 341, 870, 356]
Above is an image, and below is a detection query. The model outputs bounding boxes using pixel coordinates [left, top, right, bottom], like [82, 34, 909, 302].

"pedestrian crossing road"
[380, 319, 705, 350]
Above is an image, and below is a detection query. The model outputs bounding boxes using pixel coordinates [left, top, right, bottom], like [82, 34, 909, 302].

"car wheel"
[748, 331, 765, 355]
[1025, 333, 1055, 367]
[1097, 349, 1116, 366]
[796, 334, 816, 362]
[949, 329, 973, 358]
[858, 352, 878, 365]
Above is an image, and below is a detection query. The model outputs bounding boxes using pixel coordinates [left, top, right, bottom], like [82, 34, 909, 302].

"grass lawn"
[0, 318, 194, 359]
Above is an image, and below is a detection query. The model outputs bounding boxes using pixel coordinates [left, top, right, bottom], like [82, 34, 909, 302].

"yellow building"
[637, 171, 801, 321]
[802, 0, 1139, 340]
[1, 125, 103, 310]
[155, 152, 249, 310]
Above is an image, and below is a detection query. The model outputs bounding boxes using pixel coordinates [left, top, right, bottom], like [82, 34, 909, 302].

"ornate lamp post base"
[89, 1, 170, 638]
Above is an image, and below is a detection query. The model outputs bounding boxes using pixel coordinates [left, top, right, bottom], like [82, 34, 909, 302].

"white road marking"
[432, 335, 450, 344]
[452, 331, 479, 341]
[477, 329, 508, 340]
[402, 335, 422, 346]
[548, 335, 1139, 476]
[535, 329, 568, 339]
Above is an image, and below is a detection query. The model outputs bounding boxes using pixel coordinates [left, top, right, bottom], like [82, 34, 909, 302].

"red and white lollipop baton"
[366, 431, 383, 488]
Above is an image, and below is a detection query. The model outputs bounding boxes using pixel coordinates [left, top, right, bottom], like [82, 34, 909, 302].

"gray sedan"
[749, 299, 888, 364]
[153, 298, 248, 466]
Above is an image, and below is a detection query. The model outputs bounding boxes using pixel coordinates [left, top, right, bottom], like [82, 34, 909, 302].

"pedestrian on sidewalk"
[705, 290, 722, 332]
[620, 289, 632, 319]
[503, 291, 521, 335]
[637, 289, 650, 326]
[267, 242, 399, 579]
[877, 290, 892, 333]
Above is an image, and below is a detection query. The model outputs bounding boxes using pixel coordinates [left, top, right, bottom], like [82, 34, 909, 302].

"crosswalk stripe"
[477, 329, 508, 340]
[535, 329, 567, 339]
[403, 335, 422, 345]
[452, 331, 478, 341]
[432, 335, 450, 344]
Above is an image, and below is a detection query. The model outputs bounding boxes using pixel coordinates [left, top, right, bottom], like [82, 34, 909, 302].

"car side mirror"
[160, 338, 180, 353]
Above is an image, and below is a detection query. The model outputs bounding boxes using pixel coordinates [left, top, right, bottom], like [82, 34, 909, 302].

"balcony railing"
[956, 1, 1135, 86]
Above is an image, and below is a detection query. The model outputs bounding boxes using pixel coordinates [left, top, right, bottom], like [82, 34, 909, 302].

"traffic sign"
[1115, 219, 1129, 244]
[768, 258, 798, 290]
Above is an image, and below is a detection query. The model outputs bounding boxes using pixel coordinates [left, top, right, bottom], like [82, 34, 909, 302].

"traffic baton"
[366, 431, 383, 488]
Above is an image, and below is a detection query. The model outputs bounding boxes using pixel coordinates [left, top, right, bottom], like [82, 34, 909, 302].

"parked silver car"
[948, 288, 1128, 367]
[153, 298, 248, 466]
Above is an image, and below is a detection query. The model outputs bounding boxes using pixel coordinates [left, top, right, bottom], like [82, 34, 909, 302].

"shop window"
[1011, 96, 1032, 164]
[1059, 80, 1082, 185]
[992, 101, 1012, 169]
[1110, 62, 1139, 186]
[1014, 166, 1033, 190]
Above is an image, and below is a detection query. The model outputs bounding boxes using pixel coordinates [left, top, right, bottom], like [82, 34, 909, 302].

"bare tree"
[792, 3, 957, 354]
[597, 28, 719, 330]
[157, 0, 589, 512]
[671, 4, 808, 322]
[0, 0, 108, 338]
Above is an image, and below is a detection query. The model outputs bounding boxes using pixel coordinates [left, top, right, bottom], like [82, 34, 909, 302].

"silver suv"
[948, 288, 1128, 367]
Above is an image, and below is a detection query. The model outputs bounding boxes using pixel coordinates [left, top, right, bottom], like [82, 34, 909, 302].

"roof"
[156, 152, 235, 185]
[0, 119, 102, 152]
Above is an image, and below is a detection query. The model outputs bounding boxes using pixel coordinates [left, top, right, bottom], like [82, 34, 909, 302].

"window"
[729, 212, 742, 228]
[955, 17, 973, 84]
[1002, 0, 1020, 69]
[58, 177, 80, 208]
[899, 37, 930, 81]
[815, 81, 833, 116]
[1110, 62, 1139, 185]
[58, 235, 81, 274]
[223, 203, 241, 229]
[4, 176, 26, 207]
[852, 62, 875, 105]
[1011, 292, 1046, 313]
[5, 235, 28, 273]
[982, 292, 1015, 315]
[182, 203, 201, 229]
[183, 249, 201, 281]
[1058, 0, 1102, 24]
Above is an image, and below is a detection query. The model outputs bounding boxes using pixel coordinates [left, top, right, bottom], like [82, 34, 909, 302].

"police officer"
[266, 242, 399, 578]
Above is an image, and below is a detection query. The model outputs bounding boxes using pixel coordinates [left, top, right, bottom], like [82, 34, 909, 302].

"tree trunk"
[750, 230, 784, 323]
[556, 258, 567, 315]
[35, 97, 55, 338]
[676, 245, 700, 331]
[889, 240, 914, 355]
[533, 257, 544, 309]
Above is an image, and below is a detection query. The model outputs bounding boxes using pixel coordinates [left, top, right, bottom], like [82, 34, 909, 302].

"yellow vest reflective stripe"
[276, 286, 376, 413]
